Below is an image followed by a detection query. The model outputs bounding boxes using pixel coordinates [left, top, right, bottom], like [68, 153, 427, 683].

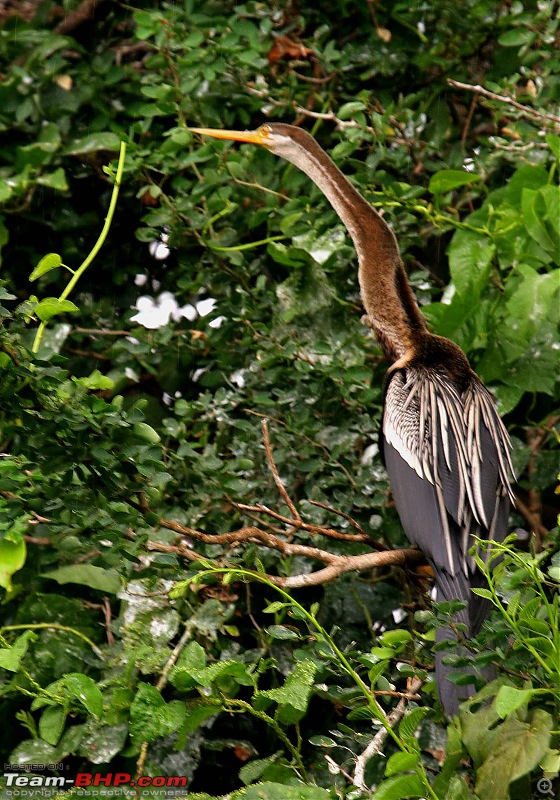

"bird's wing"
[382, 367, 514, 631]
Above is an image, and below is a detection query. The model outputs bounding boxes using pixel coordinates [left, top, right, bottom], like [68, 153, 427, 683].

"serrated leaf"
[73, 370, 115, 390]
[130, 683, 186, 743]
[471, 588, 493, 599]
[429, 170, 482, 194]
[258, 659, 317, 711]
[399, 707, 430, 741]
[239, 752, 281, 786]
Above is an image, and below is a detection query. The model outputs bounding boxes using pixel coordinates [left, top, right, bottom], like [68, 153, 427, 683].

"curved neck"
[282, 139, 427, 361]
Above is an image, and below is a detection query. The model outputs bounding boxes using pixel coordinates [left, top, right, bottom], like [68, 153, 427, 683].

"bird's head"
[190, 123, 315, 166]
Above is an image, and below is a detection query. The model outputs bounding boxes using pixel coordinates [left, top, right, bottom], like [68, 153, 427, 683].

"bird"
[190, 123, 515, 715]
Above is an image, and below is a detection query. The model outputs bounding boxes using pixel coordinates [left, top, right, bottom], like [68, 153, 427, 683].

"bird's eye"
[257, 125, 272, 137]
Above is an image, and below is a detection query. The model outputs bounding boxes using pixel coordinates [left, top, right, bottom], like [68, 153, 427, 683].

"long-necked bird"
[191, 123, 515, 715]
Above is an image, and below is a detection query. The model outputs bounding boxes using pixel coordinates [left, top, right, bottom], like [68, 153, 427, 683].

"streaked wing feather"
[383, 367, 514, 629]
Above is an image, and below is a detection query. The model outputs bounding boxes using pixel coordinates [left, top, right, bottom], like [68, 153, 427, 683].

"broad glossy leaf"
[429, 170, 482, 194]
[42, 564, 121, 594]
[66, 132, 121, 155]
[371, 773, 427, 799]
[34, 297, 79, 322]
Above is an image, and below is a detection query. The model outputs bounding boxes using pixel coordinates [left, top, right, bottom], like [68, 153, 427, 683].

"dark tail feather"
[434, 589, 495, 716]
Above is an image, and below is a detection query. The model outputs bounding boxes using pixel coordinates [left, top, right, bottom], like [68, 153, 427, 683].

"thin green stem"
[206, 234, 288, 252]
[222, 697, 307, 778]
[32, 142, 127, 353]
[2, 623, 104, 659]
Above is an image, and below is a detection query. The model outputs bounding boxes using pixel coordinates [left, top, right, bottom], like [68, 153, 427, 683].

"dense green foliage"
[0, 1, 558, 798]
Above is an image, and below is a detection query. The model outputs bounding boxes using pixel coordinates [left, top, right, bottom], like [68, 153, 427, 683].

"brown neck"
[279, 130, 427, 361]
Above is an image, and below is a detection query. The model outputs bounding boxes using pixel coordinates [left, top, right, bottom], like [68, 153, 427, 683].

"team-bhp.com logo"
[3, 772, 188, 794]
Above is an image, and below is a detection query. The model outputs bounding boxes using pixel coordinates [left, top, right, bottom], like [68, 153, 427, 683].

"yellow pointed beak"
[190, 127, 270, 146]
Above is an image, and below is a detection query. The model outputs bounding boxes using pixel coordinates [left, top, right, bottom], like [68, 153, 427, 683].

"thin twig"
[447, 79, 560, 127]
[102, 597, 114, 648]
[232, 500, 372, 542]
[261, 419, 301, 522]
[308, 499, 367, 538]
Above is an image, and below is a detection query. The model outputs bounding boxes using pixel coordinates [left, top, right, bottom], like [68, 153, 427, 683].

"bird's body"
[191, 123, 515, 715]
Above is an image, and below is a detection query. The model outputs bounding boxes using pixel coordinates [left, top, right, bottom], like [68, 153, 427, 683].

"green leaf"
[337, 100, 367, 119]
[180, 703, 218, 735]
[30, 253, 64, 281]
[39, 705, 67, 746]
[385, 751, 419, 776]
[471, 588, 493, 600]
[263, 601, 289, 614]
[129, 682, 186, 743]
[66, 132, 121, 155]
[521, 189, 556, 254]
[447, 232, 495, 297]
[34, 297, 79, 322]
[371, 773, 427, 799]
[37, 168, 69, 192]
[0, 631, 36, 672]
[239, 752, 281, 786]
[545, 133, 560, 160]
[495, 686, 535, 718]
[0, 183, 13, 203]
[0, 536, 26, 592]
[266, 625, 301, 640]
[35, 673, 103, 718]
[309, 735, 337, 747]
[475, 709, 553, 800]
[498, 28, 536, 47]
[258, 659, 317, 712]
[170, 641, 255, 691]
[548, 551, 560, 582]
[41, 564, 121, 594]
[399, 707, 430, 742]
[240, 783, 331, 800]
[132, 422, 161, 443]
[429, 170, 482, 194]
[73, 370, 115, 390]
[380, 629, 412, 648]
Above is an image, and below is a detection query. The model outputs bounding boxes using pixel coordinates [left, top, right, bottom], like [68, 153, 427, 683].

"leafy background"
[0, 1, 558, 798]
